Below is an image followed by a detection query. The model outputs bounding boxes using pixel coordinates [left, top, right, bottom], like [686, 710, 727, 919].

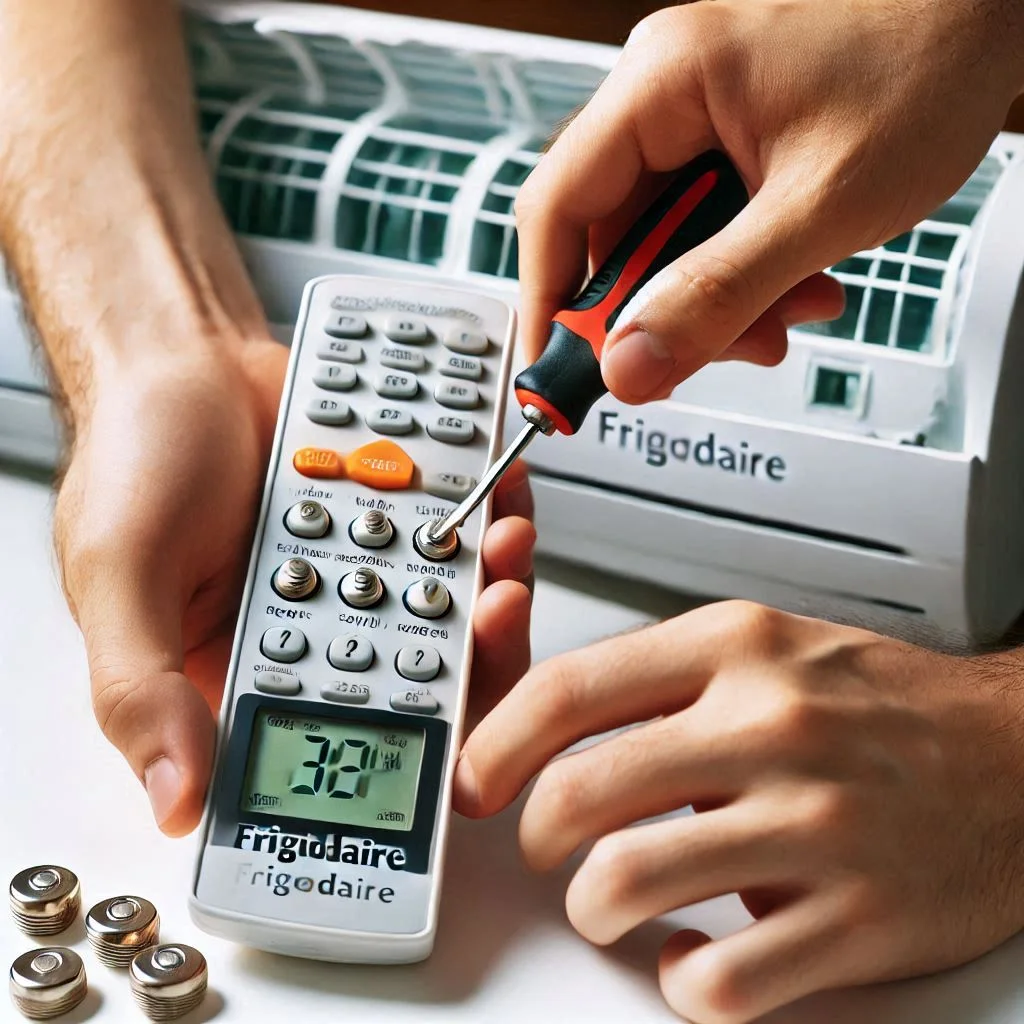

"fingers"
[466, 579, 533, 732]
[659, 892, 854, 1024]
[515, 32, 712, 364]
[518, 714, 747, 871]
[455, 610, 731, 818]
[564, 806, 790, 946]
[66, 542, 215, 837]
[491, 457, 534, 524]
[601, 177, 840, 403]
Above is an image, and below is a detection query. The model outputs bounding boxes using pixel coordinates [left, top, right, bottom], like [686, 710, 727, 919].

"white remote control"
[189, 274, 515, 963]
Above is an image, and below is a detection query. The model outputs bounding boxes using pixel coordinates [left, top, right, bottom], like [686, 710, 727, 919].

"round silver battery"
[9, 866, 81, 936]
[85, 896, 160, 967]
[9, 947, 87, 1020]
[338, 566, 385, 608]
[284, 499, 331, 539]
[271, 557, 321, 601]
[413, 518, 460, 562]
[349, 510, 394, 548]
[129, 944, 208, 1021]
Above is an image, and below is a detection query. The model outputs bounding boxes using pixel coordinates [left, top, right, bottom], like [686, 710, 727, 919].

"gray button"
[374, 371, 419, 400]
[379, 346, 426, 372]
[367, 406, 415, 436]
[327, 634, 374, 672]
[260, 627, 307, 664]
[395, 646, 441, 682]
[306, 397, 353, 426]
[384, 316, 429, 344]
[318, 339, 363, 363]
[324, 313, 368, 338]
[389, 688, 439, 715]
[444, 326, 489, 355]
[254, 670, 301, 695]
[423, 472, 477, 501]
[322, 681, 371, 706]
[439, 354, 482, 381]
[404, 578, 451, 619]
[434, 380, 479, 410]
[314, 362, 358, 391]
[427, 415, 474, 445]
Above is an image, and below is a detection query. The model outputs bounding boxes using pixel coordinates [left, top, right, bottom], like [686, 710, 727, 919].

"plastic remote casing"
[189, 274, 515, 963]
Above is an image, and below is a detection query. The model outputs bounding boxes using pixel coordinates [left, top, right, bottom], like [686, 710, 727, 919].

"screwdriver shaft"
[427, 420, 543, 542]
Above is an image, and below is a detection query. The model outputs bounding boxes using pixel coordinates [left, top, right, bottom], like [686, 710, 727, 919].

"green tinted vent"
[469, 143, 541, 280]
[216, 109, 345, 241]
[335, 128, 477, 264]
[798, 148, 1013, 358]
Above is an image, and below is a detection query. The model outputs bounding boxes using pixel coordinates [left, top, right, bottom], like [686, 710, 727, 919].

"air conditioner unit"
[3, 2, 1024, 646]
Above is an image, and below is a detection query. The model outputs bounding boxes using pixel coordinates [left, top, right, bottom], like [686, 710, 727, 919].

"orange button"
[343, 440, 415, 491]
[293, 447, 344, 479]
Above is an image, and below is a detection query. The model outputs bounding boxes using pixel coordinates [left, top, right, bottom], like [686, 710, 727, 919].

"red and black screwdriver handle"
[513, 150, 749, 436]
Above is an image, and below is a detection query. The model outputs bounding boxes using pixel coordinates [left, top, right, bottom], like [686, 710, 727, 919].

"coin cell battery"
[129, 944, 208, 1021]
[9, 947, 87, 1020]
[9, 866, 81, 936]
[86, 896, 160, 967]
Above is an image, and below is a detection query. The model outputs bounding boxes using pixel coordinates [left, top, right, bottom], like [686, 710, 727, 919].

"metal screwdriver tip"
[426, 407, 553, 544]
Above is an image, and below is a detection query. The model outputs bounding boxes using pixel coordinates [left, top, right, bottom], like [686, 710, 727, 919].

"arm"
[0, 0, 535, 835]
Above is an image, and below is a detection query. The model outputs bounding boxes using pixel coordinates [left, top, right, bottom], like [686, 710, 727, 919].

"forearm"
[0, 0, 266, 433]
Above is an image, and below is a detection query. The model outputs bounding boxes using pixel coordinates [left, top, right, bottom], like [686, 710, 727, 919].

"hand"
[515, 0, 1024, 402]
[455, 601, 1024, 1023]
[55, 338, 535, 836]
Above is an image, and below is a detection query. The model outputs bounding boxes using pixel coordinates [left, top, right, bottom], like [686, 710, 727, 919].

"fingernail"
[454, 752, 480, 815]
[602, 330, 676, 402]
[144, 757, 181, 826]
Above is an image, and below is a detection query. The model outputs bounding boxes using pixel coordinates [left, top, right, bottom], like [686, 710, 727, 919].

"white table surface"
[1, 464, 1022, 1024]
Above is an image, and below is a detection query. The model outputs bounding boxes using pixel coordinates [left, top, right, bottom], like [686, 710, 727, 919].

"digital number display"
[240, 710, 425, 832]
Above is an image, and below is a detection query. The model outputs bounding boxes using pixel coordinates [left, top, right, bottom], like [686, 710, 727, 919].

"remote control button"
[403, 578, 451, 619]
[444, 326, 489, 355]
[318, 339, 364, 363]
[293, 447, 344, 479]
[439, 353, 482, 381]
[374, 371, 418, 400]
[314, 362, 358, 392]
[344, 440, 415, 490]
[423, 472, 477, 501]
[427, 415, 475, 445]
[254, 670, 301, 696]
[380, 346, 426, 372]
[434, 380, 479, 410]
[367, 406, 415, 436]
[306, 397, 353, 426]
[395, 646, 441, 682]
[350, 510, 395, 547]
[272, 558, 321, 600]
[260, 627, 307, 663]
[285, 500, 331, 539]
[322, 681, 371, 706]
[324, 313, 367, 338]
[390, 688, 439, 715]
[339, 567, 386, 609]
[327, 634, 374, 671]
[384, 316, 429, 344]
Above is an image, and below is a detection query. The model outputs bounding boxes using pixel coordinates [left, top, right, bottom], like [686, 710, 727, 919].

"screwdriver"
[424, 149, 749, 546]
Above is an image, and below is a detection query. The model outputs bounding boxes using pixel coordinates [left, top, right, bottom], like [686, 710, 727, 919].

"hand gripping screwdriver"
[425, 149, 749, 544]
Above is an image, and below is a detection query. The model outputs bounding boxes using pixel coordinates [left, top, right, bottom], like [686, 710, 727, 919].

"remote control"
[189, 274, 515, 964]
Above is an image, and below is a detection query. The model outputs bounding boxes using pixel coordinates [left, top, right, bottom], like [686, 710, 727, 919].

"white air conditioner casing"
[2, 2, 1024, 646]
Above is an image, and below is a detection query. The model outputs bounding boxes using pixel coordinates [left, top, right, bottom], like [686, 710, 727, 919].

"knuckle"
[91, 673, 140, 748]
[674, 256, 756, 327]
[795, 783, 859, 839]
[566, 833, 644, 943]
[681, 946, 751, 1023]
[717, 599, 784, 647]
[582, 833, 645, 904]
[531, 757, 586, 824]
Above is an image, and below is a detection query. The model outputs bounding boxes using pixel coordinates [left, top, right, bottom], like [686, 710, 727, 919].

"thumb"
[600, 177, 844, 403]
[75, 555, 216, 837]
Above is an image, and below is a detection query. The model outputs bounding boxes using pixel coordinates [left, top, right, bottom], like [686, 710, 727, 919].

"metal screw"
[364, 510, 387, 534]
[272, 558, 320, 601]
[414, 518, 460, 562]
